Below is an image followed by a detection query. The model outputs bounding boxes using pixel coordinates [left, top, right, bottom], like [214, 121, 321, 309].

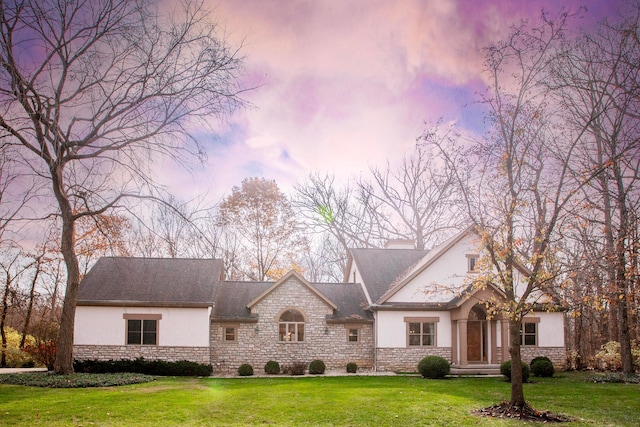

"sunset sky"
[166, 0, 626, 200]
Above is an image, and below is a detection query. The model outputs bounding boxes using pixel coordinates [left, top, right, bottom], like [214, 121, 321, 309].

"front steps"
[450, 364, 501, 376]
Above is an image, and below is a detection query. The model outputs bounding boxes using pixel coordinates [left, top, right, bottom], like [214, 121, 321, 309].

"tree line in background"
[0, 0, 638, 411]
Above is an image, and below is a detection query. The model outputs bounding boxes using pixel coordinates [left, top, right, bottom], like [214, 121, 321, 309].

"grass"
[0, 372, 638, 426]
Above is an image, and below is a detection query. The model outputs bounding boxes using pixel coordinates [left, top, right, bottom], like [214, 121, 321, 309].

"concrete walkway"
[0, 368, 48, 374]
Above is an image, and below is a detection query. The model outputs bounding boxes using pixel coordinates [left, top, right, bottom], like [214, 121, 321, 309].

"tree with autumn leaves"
[218, 178, 307, 281]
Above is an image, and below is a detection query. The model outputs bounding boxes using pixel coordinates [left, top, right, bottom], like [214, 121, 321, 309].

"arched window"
[279, 309, 305, 342]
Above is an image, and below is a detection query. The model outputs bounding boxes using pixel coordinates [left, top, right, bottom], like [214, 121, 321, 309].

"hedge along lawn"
[0, 372, 638, 426]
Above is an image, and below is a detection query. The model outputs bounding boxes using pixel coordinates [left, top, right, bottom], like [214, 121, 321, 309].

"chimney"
[384, 239, 415, 249]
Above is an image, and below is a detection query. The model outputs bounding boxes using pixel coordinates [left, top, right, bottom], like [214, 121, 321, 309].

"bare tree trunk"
[48, 261, 62, 322]
[52, 172, 80, 374]
[0, 267, 11, 368]
[20, 257, 41, 348]
[0, 277, 8, 368]
[614, 163, 634, 374]
[508, 319, 525, 406]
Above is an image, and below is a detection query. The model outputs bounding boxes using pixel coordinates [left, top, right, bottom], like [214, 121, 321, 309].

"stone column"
[459, 319, 468, 366]
[451, 320, 458, 365]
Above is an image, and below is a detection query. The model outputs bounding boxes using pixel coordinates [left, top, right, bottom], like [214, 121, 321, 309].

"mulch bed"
[473, 402, 574, 423]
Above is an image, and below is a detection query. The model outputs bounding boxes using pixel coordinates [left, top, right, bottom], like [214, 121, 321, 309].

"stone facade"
[375, 347, 452, 372]
[210, 276, 374, 374]
[74, 344, 210, 365]
[521, 346, 567, 370]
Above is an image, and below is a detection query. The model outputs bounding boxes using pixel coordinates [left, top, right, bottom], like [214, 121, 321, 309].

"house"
[74, 229, 566, 373]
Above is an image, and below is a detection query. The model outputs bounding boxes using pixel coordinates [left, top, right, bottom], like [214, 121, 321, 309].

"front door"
[467, 321, 484, 362]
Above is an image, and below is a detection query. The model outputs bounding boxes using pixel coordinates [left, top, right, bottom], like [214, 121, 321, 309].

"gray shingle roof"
[212, 280, 372, 322]
[349, 248, 429, 302]
[313, 282, 373, 322]
[77, 257, 222, 307]
[212, 281, 269, 321]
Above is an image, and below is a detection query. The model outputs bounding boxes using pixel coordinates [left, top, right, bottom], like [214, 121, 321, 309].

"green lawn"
[0, 372, 638, 426]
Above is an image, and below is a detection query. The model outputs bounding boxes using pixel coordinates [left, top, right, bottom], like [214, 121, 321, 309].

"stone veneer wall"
[521, 346, 567, 370]
[210, 277, 374, 374]
[74, 345, 210, 365]
[375, 347, 452, 372]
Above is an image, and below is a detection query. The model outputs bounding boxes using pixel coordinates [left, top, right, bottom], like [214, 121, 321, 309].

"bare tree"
[0, 0, 245, 373]
[294, 173, 379, 251]
[548, 2, 640, 373]
[359, 143, 464, 250]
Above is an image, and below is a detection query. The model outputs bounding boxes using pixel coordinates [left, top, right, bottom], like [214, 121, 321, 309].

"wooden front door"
[467, 321, 484, 362]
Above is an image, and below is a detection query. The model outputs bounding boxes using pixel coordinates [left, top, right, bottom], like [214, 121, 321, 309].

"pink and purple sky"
[166, 0, 625, 200]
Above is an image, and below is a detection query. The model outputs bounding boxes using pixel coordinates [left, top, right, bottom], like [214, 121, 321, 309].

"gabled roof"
[212, 275, 372, 323]
[347, 248, 429, 302]
[377, 228, 476, 304]
[246, 270, 337, 310]
[77, 257, 222, 308]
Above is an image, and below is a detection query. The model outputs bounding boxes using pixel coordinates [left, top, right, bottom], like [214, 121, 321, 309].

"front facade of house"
[74, 229, 566, 373]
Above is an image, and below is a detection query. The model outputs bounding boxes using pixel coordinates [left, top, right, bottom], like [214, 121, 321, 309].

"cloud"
[157, 0, 623, 201]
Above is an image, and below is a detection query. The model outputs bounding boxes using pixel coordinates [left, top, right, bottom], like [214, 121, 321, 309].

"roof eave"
[210, 316, 259, 323]
[325, 317, 374, 324]
[368, 303, 450, 311]
[77, 300, 212, 308]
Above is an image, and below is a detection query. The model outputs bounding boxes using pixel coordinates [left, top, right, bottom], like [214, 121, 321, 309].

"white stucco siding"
[376, 310, 451, 348]
[388, 236, 480, 303]
[528, 312, 565, 347]
[74, 306, 211, 347]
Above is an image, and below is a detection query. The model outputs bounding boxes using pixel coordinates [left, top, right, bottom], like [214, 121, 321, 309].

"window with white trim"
[347, 328, 359, 342]
[278, 309, 305, 342]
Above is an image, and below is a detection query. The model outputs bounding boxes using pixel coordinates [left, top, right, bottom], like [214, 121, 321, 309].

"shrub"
[530, 356, 552, 366]
[0, 372, 155, 388]
[589, 372, 640, 384]
[417, 356, 450, 379]
[73, 358, 213, 376]
[238, 363, 254, 376]
[531, 358, 555, 377]
[346, 362, 358, 373]
[500, 359, 530, 382]
[23, 340, 57, 370]
[264, 360, 280, 375]
[283, 361, 307, 375]
[1, 327, 37, 368]
[594, 341, 640, 371]
[309, 359, 326, 374]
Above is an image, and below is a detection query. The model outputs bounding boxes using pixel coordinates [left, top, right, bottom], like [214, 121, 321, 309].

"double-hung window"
[224, 326, 237, 342]
[520, 320, 539, 346]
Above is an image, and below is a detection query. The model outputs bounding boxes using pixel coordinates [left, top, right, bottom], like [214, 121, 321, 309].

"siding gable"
[382, 230, 482, 304]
